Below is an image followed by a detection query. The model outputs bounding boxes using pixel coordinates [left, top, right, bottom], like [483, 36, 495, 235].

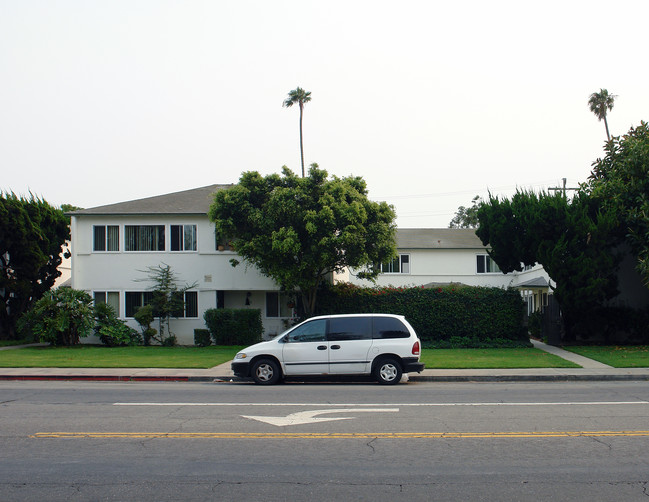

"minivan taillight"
[412, 340, 420, 355]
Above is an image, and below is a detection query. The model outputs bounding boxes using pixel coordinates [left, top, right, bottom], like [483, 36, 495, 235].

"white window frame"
[381, 254, 410, 274]
[124, 225, 165, 252]
[476, 254, 502, 274]
[170, 224, 197, 252]
[93, 225, 120, 252]
[93, 291, 120, 317]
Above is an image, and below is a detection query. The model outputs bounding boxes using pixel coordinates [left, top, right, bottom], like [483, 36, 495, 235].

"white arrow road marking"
[241, 408, 400, 427]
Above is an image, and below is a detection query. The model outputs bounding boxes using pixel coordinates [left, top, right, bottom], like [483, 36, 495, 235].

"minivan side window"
[286, 320, 327, 343]
[328, 317, 372, 341]
[372, 317, 410, 339]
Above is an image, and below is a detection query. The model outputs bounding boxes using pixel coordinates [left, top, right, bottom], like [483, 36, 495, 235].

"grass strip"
[419, 347, 580, 369]
[0, 345, 244, 369]
[564, 346, 649, 368]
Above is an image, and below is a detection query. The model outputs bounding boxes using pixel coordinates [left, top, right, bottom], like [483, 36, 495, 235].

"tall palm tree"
[588, 88, 617, 141]
[283, 87, 312, 177]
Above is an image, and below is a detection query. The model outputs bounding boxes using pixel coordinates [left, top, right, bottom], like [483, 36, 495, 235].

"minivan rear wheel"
[374, 358, 402, 385]
[251, 358, 281, 385]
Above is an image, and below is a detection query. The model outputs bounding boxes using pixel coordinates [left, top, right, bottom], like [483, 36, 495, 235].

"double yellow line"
[31, 431, 649, 439]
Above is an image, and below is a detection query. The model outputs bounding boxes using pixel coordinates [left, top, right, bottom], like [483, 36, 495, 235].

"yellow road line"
[31, 431, 649, 439]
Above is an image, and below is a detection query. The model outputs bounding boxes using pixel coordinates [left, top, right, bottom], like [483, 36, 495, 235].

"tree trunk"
[604, 116, 611, 141]
[299, 105, 305, 177]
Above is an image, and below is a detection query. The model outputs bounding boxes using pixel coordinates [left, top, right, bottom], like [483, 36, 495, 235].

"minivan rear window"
[328, 317, 372, 341]
[372, 317, 410, 339]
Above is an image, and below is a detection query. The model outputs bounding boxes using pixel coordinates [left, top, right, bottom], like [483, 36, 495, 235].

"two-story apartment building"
[344, 228, 552, 314]
[69, 186, 552, 344]
[69, 185, 297, 344]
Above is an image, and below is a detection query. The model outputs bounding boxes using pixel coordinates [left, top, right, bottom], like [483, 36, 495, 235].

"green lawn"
[564, 346, 649, 368]
[0, 345, 244, 368]
[0, 345, 581, 369]
[419, 347, 581, 369]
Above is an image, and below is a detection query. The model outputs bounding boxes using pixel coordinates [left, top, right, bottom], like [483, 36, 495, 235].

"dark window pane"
[93, 226, 106, 251]
[266, 292, 279, 317]
[373, 317, 410, 339]
[171, 225, 182, 251]
[125, 292, 142, 317]
[328, 317, 372, 341]
[477, 255, 485, 273]
[185, 292, 198, 318]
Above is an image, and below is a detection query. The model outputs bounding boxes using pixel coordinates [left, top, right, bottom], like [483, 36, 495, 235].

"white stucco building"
[346, 228, 552, 314]
[69, 185, 296, 344]
[69, 187, 552, 345]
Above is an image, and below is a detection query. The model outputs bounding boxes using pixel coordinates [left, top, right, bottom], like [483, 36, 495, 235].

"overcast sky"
[2, 0, 648, 227]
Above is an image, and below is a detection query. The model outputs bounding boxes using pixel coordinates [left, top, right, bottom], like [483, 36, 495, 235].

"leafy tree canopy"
[448, 195, 481, 228]
[587, 121, 649, 282]
[208, 165, 397, 315]
[0, 193, 70, 339]
[476, 190, 620, 338]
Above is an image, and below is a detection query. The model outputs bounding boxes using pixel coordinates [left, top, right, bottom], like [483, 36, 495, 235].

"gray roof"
[396, 228, 485, 249]
[514, 277, 549, 288]
[70, 184, 232, 216]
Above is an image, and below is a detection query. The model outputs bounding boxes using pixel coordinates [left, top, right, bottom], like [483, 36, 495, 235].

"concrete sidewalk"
[1, 341, 648, 383]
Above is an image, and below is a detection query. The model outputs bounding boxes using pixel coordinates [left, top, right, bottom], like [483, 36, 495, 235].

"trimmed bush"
[204, 308, 263, 346]
[194, 329, 212, 347]
[316, 283, 529, 348]
[94, 302, 141, 347]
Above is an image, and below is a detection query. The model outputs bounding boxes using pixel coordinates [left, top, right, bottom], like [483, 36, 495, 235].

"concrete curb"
[3, 373, 649, 383]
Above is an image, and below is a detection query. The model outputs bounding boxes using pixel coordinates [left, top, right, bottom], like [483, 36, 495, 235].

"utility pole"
[548, 178, 579, 197]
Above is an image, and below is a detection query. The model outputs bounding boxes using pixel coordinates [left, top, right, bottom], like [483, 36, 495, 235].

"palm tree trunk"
[604, 117, 611, 141]
[299, 105, 305, 177]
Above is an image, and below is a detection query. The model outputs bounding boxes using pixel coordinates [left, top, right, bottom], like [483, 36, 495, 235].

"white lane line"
[114, 401, 649, 407]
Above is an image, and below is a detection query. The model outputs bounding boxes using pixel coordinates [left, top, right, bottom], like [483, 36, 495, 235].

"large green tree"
[476, 190, 620, 339]
[209, 165, 397, 316]
[587, 121, 649, 283]
[448, 195, 481, 228]
[0, 194, 70, 339]
[588, 88, 616, 141]
[283, 87, 312, 177]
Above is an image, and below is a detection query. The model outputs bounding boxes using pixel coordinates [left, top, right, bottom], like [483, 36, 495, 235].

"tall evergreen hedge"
[203, 308, 263, 345]
[316, 284, 529, 348]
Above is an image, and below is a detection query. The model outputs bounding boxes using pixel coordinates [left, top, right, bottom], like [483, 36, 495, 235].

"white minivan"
[231, 313, 425, 385]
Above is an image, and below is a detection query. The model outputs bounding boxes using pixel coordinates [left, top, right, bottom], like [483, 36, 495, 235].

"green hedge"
[316, 284, 529, 348]
[193, 329, 212, 347]
[203, 308, 263, 346]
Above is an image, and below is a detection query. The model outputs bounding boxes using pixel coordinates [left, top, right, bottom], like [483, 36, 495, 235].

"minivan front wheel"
[251, 358, 281, 385]
[374, 358, 403, 385]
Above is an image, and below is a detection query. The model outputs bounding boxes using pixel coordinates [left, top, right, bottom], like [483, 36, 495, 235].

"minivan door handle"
[330, 345, 341, 350]
[317, 345, 327, 350]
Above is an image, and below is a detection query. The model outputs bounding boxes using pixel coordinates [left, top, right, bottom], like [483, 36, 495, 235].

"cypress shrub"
[316, 283, 529, 348]
[203, 308, 263, 345]
[193, 328, 212, 347]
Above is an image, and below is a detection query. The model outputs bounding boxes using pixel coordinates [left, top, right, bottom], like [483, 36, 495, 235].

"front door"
[281, 319, 329, 375]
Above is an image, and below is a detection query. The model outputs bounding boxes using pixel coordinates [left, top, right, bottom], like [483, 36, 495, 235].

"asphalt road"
[2, 379, 649, 501]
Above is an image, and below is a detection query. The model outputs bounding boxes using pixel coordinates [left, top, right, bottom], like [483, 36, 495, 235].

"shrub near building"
[317, 284, 529, 348]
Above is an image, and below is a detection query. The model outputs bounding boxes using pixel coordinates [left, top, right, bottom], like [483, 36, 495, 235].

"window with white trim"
[94, 291, 120, 316]
[381, 254, 410, 274]
[172, 291, 199, 318]
[476, 254, 501, 274]
[125, 225, 165, 251]
[171, 225, 197, 251]
[93, 225, 119, 252]
[125, 291, 154, 317]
